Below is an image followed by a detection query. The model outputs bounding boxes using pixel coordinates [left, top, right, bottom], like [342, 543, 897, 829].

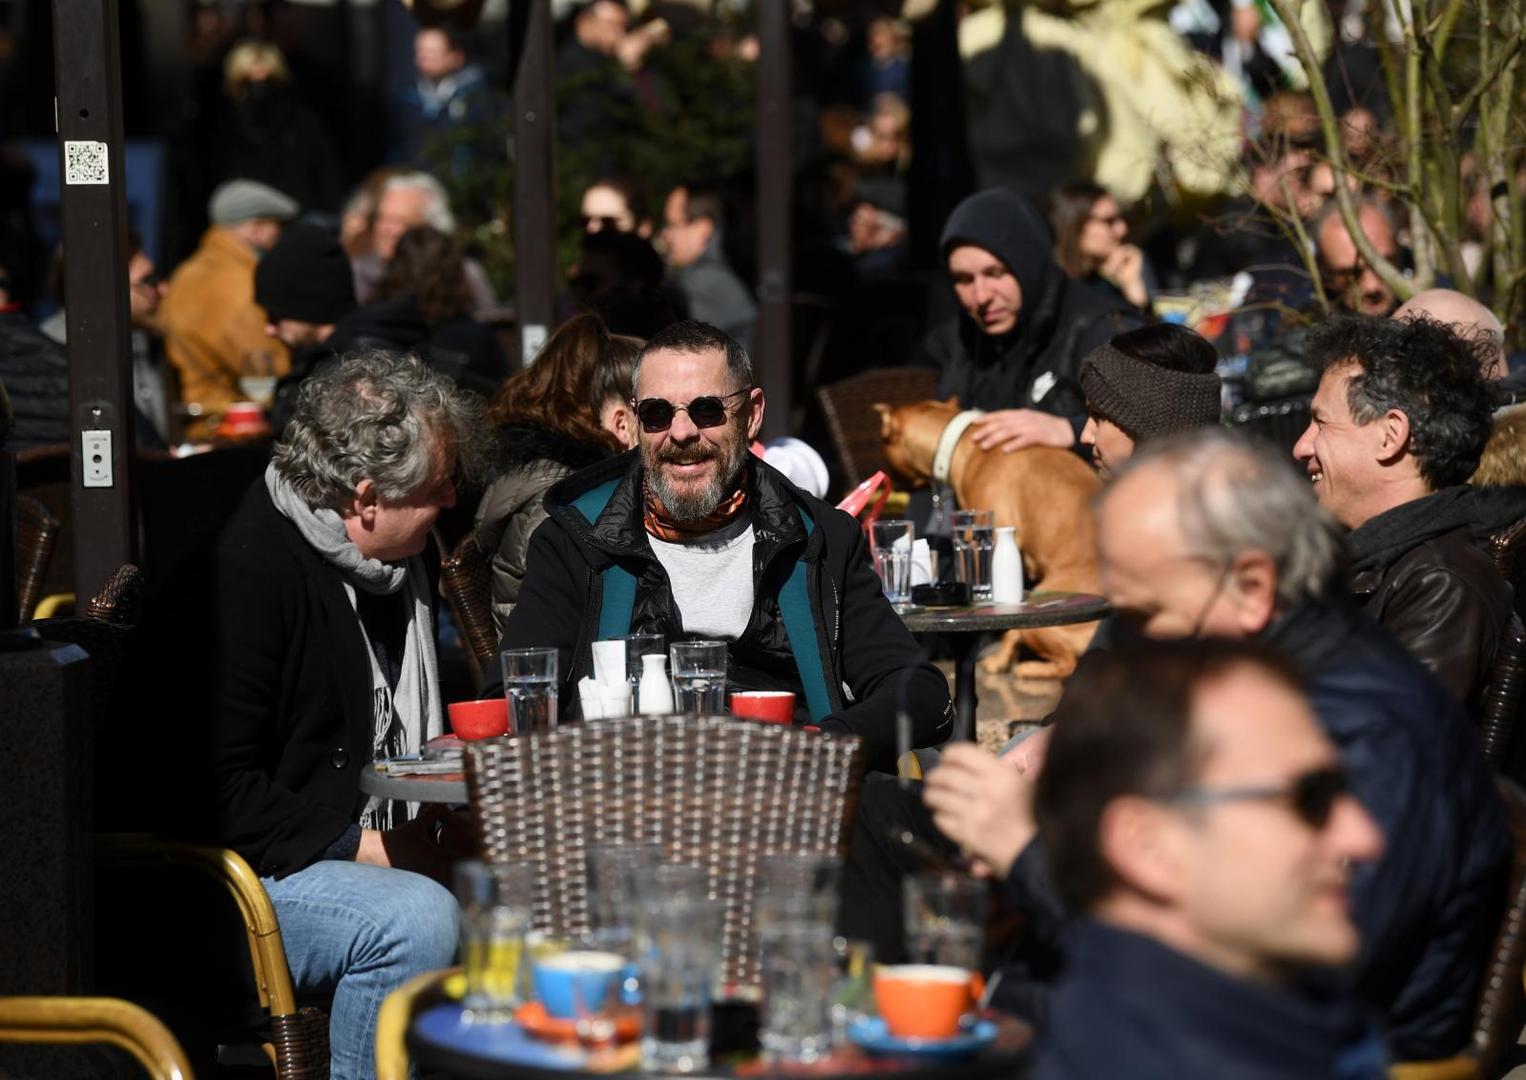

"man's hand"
[922, 743, 1039, 880]
[356, 806, 475, 883]
[969, 409, 1076, 454]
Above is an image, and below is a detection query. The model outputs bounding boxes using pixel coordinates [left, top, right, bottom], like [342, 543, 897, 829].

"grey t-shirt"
[647, 514, 755, 639]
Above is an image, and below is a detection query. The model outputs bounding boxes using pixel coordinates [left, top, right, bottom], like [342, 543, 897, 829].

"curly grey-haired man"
[170, 350, 486, 1080]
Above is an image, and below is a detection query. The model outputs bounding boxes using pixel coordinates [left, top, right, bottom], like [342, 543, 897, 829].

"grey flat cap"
[208, 180, 299, 225]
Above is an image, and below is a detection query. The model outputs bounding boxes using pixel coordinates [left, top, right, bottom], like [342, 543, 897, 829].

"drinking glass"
[951, 509, 995, 602]
[586, 842, 666, 954]
[669, 641, 728, 716]
[454, 860, 534, 1023]
[501, 647, 558, 734]
[639, 896, 727, 1073]
[758, 921, 837, 1062]
[903, 871, 986, 970]
[871, 520, 914, 605]
[625, 633, 665, 714]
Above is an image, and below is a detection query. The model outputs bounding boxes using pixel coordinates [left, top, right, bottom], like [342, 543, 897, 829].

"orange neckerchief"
[643, 483, 749, 543]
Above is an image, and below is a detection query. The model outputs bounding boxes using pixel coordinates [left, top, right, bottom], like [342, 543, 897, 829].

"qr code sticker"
[64, 140, 109, 185]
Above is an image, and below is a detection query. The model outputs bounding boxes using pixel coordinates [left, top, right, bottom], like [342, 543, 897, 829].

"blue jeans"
[263, 860, 460, 1080]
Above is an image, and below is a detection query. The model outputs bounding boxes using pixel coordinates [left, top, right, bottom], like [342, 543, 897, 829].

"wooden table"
[898, 592, 1110, 740]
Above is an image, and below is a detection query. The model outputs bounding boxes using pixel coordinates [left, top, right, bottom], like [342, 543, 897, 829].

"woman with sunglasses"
[1048, 182, 1156, 314]
[473, 314, 642, 635]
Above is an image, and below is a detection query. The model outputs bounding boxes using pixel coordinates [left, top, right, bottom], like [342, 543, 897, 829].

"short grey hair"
[1120, 428, 1343, 608]
[272, 350, 489, 511]
[632, 319, 752, 398]
[381, 172, 456, 235]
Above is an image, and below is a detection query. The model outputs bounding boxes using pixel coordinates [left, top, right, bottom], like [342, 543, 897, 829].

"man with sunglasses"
[1028, 638, 1388, 1079]
[931, 428, 1507, 1060]
[492, 319, 953, 772]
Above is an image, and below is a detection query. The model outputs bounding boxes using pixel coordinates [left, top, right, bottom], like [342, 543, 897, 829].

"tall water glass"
[951, 510, 996, 602]
[455, 860, 535, 1022]
[871, 520, 914, 605]
[586, 841, 666, 954]
[758, 853, 841, 927]
[758, 921, 837, 1062]
[639, 896, 727, 1073]
[669, 641, 727, 715]
[502, 647, 558, 734]
[903, 871, 986, 970]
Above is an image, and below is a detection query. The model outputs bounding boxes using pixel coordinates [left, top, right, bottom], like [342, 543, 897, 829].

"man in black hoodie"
[1292, 315, 1510, 717]
[918, 188, 1140, 453]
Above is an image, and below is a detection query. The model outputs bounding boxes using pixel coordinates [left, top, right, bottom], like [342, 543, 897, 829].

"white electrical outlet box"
[82, 429, 113, 487]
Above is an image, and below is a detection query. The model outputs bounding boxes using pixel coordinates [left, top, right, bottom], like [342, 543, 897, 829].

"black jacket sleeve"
[818, 511, 953, 772]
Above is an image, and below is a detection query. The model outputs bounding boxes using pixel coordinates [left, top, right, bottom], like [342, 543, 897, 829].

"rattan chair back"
[467, 716, 864, 988]
[15, 494, 59, 624]
[440, 530, 497, 685]
[817, 368, 939, 489]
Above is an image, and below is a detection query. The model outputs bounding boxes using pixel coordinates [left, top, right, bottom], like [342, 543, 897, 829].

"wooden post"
[511, 0, 556, 366]
[755, 2, 792, 441]
[52, 0, 137, 603]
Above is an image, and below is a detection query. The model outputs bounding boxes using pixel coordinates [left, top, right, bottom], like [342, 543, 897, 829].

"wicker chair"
[439, 529, 497, 685]
[1479, 615, 1526, 770]
[15, 494, 59, 624]
[1391, 778, 1526, 1079]
[374, 968, 460, 1080]
[817, 367, 939, 490]
[466, 716, 864, 989]
[0, 996, 194, 1080]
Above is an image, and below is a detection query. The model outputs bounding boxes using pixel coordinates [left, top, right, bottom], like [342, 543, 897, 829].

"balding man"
[1313, 199, 1402, 316]
[1396, 288, 1508, 380]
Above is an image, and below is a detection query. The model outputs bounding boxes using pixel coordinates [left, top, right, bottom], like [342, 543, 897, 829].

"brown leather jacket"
[1348, 490, 1513, 717]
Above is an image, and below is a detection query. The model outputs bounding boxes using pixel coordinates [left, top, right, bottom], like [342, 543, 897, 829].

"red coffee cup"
[729, 690, 795, 725]
[448, 698, 510, 740]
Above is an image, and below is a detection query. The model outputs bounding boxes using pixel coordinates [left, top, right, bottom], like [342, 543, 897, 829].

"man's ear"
[351, 478, 379, 527]
[745, 388, 766, 442]
[1376, 407, 1412, 466]
[874, 402, 899, 441]
[1098, 794, 1185, 905]
[1228, 549, 1278, 633]
[948, 394, 961, 409]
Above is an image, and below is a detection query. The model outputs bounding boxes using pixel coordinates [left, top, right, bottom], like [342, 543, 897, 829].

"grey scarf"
[265, 465, 444, 827]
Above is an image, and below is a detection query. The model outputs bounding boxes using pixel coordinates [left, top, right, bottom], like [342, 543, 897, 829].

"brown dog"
[876, 399, 1102, 679]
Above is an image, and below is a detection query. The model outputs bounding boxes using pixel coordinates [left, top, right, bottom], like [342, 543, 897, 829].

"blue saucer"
[847, 1016, 998, 1059]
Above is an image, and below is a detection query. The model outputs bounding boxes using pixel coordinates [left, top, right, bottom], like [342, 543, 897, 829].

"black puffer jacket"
[490, 452, 953, 771]
[1347, 487, 1513, 717]
[918, 190, 1141, 423]
[0, 310, 69, 449]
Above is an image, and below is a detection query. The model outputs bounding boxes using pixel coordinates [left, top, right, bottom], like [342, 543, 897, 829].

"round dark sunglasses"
[632, 388, 752, 433]
[1163, 765, 1351, 830]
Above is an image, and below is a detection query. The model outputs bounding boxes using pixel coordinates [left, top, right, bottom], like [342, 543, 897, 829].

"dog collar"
[932, 409, 985, 484]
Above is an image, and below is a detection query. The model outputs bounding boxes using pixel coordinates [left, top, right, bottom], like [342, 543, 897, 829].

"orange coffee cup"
[730, 690, 796, 724]
[873, 964, 981, 1039]
[448, 698, 510, 740]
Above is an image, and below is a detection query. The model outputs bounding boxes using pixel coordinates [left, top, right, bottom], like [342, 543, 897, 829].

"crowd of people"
[2, 1, 1525, 1079]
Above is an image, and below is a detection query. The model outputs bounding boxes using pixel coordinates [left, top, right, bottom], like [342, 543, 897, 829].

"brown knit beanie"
[1079, 342, 1222, 442]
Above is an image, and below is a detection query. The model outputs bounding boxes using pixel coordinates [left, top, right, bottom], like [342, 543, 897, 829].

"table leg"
[952, 638, 978, 742]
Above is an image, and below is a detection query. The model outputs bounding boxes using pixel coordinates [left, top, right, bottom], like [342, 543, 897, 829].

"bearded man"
[492, 320, 951, 770]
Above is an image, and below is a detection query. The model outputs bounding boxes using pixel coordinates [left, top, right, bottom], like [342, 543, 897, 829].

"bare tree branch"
[1453, 25, 1526, 127]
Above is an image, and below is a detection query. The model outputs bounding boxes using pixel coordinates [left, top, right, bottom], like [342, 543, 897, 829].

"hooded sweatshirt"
[920, 189, 1140, 427]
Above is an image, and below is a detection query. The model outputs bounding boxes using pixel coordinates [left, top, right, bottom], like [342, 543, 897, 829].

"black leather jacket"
[1347, 487, 1514, 717]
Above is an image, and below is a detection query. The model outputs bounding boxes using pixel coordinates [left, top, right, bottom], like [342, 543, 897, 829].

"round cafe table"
[360, 766, 468, 805]
[898, 591, 1110, 741]
[407, 999, 1032, 1079]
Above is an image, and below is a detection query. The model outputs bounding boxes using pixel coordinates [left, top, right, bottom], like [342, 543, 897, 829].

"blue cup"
[531, 949, 627, 1019]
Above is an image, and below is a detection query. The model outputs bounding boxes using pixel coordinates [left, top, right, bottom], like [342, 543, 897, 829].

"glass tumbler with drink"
[454, 860, 534, 1023]
[501, 647, 558, 735]
[638, 895, 727, 1073]
[758, 919, 837, 1062]
[951, 509, 995, 603]
[871, 520, 914, 606]
[668, 641, 727, 715]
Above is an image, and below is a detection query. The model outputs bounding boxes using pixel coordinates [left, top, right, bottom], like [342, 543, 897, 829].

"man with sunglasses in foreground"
[1029, 639, 1388, 1079]
[492, 319, 953, 772]
[925, 428, 1507, 1060]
